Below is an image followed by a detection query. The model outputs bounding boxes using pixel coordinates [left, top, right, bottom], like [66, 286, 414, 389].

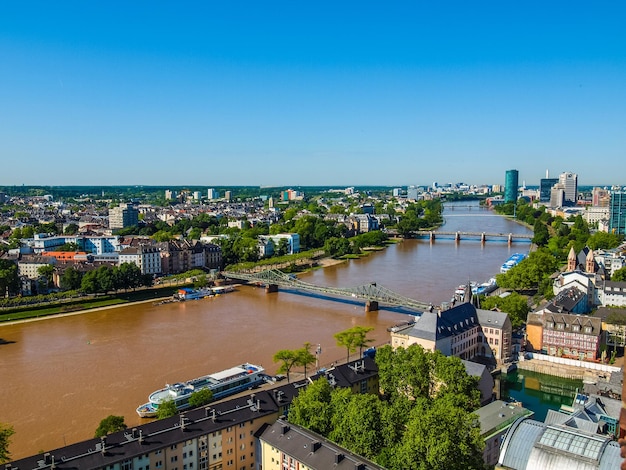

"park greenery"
[492, 198, 625, 311]
[94, 415, 127, 438]
[0, 423, 15, 463]
[288, 344, 484, 470]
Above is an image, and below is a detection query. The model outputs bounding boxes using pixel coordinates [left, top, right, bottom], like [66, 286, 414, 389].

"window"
[557, 323, 564, 330]
[585, 326, 592, 333]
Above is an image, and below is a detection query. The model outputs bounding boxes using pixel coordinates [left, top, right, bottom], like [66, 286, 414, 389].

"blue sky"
[1, 2, 625, 188]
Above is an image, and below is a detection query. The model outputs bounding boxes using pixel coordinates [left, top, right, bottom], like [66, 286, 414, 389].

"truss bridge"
[221, 269, 432, 313]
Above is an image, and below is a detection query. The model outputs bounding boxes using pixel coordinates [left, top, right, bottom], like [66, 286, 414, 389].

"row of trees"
[78, 263, 154, 295]
[288, 344, 484, 469]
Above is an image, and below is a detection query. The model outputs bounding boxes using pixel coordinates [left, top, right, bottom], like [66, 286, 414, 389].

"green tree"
[296, 342, 317, 379]
[64, 223, 79, 235]
[334, 328, 359, 363]
[60, 266, 83, 291]
[353, 326, 375, 357]
[612, 267, 626, 282]
[391, 398, 484, 470]
[94, 415, 127, 437]
[0, 259, 19, 297]
[273, 349, 299, 383]
[96, 266, 115, 294]
[328, 391, 385, 459]
[188, 388, 214, 408]
[288, 377, 334, 435]
[157, 399, 178, 419]
[334, 326, 375, 363]
[480, 292, 530, 329]
[0, 423, 15, 463]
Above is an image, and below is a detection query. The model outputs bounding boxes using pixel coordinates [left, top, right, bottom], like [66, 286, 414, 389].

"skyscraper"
[559, 172, 578, 206]
[539, 178, 558, 203]
[504, 170, 519, 203]
[109, 203, 139, 230]
[609, 191, 626, 235]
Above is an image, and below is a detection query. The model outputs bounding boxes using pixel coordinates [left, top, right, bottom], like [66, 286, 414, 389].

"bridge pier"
[481, 232, 486, 244]
[265, 284, 278, 293]
[455, 232, 461, 243]
[365, 300, 379, 312]
[508, 233, 513, 245]
[429, 231, 435, 242]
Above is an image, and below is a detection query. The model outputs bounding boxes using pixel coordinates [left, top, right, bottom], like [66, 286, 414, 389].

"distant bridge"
[221, 269, 433, 313]
[414, 231, 533, 243]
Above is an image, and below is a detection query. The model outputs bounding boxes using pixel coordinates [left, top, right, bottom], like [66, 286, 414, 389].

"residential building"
[17, 255, 56, 280]
[109, 203, 139, 230]
[207, 188, 218, 200]
[351, 213, 380, 233]
[476, 400, 533, 467]
[157, 240, 222, 274]
[525, 309, 602, 360]
[609, 190, 626, 235]
[389, 302, 512, 364]
[504, 169, 519, 203]
[119, 245, 162, 275]
[259, 419, 385, 470]
[224, 190, 232, 202]
[259, 233, 301, 256]
[7, 358, 378, 470]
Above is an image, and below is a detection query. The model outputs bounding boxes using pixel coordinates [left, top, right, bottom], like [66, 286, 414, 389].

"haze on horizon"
[1, 2, 624, 188]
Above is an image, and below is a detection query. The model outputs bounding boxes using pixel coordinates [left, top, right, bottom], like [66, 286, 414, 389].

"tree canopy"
[287, 344, 484, 470]
[0, 423, 15, 463]
[94, 415, 127, 437]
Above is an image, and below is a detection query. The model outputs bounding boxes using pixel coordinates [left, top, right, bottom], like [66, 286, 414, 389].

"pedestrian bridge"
[221, 269, 433, 313]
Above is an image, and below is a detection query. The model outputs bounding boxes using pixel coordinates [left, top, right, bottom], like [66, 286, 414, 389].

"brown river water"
[0, 202, 532, 459]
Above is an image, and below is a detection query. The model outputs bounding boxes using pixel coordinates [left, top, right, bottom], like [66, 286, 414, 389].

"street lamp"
[315, 344, 321, 371]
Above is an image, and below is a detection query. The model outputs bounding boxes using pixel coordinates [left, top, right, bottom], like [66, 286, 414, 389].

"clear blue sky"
[1, 2, 624, 188]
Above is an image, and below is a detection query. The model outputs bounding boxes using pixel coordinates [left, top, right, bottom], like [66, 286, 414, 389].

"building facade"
[558, 172, 578, 206]
[539, 178, 558, 203]
[390, 302, 512, 364]
[109, 203, 139, 230]
[504, 170, 519, 203]
[609, 190, 626, 235]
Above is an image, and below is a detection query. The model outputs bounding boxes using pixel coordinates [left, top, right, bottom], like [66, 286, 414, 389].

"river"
[0, 201, 536, 459]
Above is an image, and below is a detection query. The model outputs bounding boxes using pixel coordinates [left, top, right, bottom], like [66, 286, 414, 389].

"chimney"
[281, 424, 290, 435]
[312, 441, 321, 452]
[355, 464, 366, 470]
[131, 427, 139, 438]
[44, 454, 52, 465]
[335, 453, 344, 464]
[139, 429, 144, 444]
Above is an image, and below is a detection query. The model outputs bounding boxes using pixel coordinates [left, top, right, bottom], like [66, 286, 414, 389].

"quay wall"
[517, 353, 621, 380]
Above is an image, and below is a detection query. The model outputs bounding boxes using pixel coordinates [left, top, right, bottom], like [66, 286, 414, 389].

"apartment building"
[7, 359, 377, 470]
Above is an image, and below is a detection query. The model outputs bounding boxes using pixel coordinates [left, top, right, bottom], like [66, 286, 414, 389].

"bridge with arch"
[221, 269, 434, 313]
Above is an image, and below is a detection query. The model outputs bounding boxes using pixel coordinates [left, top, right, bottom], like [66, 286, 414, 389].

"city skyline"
[1, 2, 625, 187]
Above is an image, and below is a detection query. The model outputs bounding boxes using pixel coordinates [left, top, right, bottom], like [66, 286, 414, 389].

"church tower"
[586, 248, 595, 273]
[567, 246, 577, 271]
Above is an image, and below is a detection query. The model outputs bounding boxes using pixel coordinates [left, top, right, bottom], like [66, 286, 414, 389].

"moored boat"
[136, 363, 265, 418]
[500, 253, 526, 273]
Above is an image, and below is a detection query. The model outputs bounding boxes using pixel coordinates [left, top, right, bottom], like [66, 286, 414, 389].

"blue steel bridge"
[221, 269, 434, 313]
